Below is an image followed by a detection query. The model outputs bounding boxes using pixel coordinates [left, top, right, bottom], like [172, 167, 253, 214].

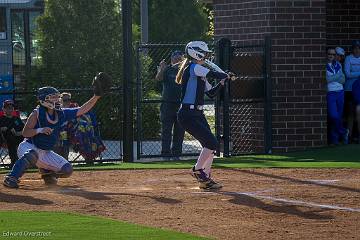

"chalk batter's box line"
[192, 189, 360, 213]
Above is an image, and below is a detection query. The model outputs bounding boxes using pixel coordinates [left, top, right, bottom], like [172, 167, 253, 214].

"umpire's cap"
[171, 50, 183, 59]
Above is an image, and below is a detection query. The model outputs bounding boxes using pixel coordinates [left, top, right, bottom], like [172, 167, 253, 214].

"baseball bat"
[204, 59, 238, 81]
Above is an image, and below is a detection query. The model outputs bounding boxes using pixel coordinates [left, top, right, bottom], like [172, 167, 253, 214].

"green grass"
[1, 145, 360, 175]
[74, 145, 360, 170]
[0, 211, 208, 240]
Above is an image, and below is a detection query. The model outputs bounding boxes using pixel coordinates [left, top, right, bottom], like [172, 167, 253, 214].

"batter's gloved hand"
[92, 72, 112, 96]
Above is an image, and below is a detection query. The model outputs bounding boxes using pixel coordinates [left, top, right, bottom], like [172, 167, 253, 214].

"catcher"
[3, 72, 111, 188]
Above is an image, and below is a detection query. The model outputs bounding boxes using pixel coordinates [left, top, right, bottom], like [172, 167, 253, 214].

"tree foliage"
[34, 0, 122, 89]
[133, 0, 212, 43]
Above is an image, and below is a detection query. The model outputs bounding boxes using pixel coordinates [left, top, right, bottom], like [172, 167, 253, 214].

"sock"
[203, 151, 215, 176]
[194, 148, 213, 171]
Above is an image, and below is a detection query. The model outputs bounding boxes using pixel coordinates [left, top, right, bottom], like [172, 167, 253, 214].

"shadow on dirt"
[218, 191, 334, 220]
[0, 191, 53, 205]
[56, 186, 182, 204]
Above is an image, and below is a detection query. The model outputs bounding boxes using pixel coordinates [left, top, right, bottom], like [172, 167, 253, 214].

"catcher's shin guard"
[3, 150, 38, 188]
[57, 163, 73, 178]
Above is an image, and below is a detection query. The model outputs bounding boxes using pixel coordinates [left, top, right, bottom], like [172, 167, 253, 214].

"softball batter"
[176, 41, 229, 190]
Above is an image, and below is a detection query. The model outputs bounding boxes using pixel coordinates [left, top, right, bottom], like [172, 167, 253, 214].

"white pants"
[17, 141, 69, 172]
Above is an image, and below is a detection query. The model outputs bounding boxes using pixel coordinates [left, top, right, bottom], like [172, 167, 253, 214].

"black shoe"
[39, 169, 58, 185]
[41, 175, 58, 185]
[199, 179, 223, 190]
[3, 176, 19, 188]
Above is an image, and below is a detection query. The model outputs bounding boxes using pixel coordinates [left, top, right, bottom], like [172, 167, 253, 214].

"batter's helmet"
[185, 41, 212, 61]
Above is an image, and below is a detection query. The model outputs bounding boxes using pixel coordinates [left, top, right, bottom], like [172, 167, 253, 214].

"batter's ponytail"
[176, 58, 190, 85]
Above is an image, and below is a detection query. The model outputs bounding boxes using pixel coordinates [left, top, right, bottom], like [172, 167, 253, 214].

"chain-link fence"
[0, 88, 123, 168]
[136, 43, 218, 159]
[226, 41, 271, 155]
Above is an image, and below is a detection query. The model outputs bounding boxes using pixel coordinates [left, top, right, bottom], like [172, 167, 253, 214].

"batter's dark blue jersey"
[27, 106, 79, 150]
[181, 63, 227, 105]
[181, 63, 207, 105]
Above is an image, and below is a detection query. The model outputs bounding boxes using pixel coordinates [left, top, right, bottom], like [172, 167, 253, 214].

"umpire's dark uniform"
[160, 64, 185, 157]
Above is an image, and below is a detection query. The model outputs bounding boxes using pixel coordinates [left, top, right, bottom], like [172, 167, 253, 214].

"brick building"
[207, 0, 360, 152]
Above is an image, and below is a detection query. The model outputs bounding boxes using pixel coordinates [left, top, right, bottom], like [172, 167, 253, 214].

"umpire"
[156, 50, 185, 159]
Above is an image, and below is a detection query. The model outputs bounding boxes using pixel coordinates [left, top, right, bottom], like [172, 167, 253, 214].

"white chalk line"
[240, 192, 360, 213]
[306, 179, 339, 184]
[192, 189, 360, 213]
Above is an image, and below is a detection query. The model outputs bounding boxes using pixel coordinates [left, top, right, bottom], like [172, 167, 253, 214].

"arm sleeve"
[194, 64, 210, 77]
[326, 70, 343, 83]
[205, 81, 223, 99]
[194, 64, 228, 80]
[206, 70, 228, 80]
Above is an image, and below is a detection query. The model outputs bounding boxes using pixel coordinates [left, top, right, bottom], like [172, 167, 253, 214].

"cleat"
[39, 168, 58, 185]
[199, 179, 223, 190]
[3, 176, 19, 188]
[41, 175, 58, 185]
[191, 166, 209, 182]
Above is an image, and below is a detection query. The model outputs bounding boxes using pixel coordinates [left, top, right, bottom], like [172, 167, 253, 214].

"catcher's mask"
[37, 87, 61, 110]
[185, 41, 212, 61]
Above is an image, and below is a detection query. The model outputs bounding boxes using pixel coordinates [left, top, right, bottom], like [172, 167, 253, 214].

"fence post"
[122, 0, 134, 162]
[264, 35, 272, 154]
[215, 38, 231, 157]
[135, 43, 142, 160]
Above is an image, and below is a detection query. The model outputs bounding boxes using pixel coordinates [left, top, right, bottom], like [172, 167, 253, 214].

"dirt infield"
[0, 168, 359, 240]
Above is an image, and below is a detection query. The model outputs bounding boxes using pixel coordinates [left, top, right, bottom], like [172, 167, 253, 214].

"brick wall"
[214, 0, 271, 45]
[213, 0, 328, 152]
[270, 0, 327, 152]
[326, 0, 360, 52]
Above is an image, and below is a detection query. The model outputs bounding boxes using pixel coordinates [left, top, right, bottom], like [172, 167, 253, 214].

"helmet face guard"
[186, 41, 212, 61]
[37, 87, 61, 110]
[39, 93, 62, 110]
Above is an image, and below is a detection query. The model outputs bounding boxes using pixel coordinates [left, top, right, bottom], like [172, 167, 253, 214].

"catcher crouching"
[3, 72, 112, 188]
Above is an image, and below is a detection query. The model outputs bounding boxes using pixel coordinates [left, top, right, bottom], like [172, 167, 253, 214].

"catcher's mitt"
[92, 72, 112, 96]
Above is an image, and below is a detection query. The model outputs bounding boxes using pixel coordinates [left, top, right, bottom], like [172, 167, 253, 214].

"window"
[0, 8, 6, 39]
[11, 11, 25, 66]
[29, 11, 41, 65]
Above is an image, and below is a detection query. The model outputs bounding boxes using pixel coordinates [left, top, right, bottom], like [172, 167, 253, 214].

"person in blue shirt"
[326, 47, 348, 145]
[3, 83, 102, 188]
[176, 41, 229, 190]
[344, 40, 360, 142]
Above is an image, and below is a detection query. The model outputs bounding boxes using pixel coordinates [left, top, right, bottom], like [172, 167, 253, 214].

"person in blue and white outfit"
[176, 41, 229, 190]
[3, 82, 103, 188]
[344, 40, 360, 143]
[326, 47, 349, 145]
